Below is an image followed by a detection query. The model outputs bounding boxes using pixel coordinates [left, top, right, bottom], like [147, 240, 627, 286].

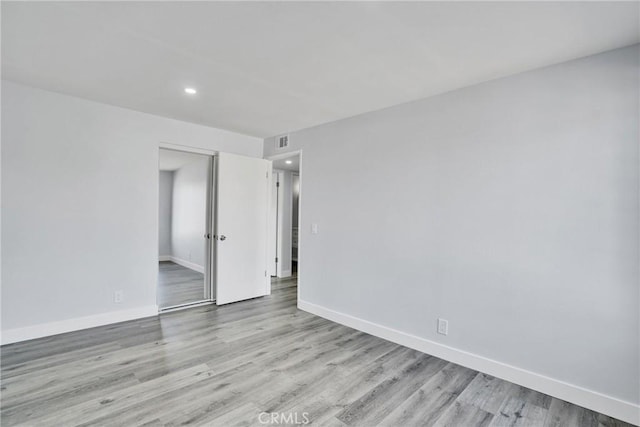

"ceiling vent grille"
[276, 135, 290, 150]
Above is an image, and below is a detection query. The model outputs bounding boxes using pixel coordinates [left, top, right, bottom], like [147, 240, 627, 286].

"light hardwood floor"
[158, 261, 207, 309]
[271, 273, 297, 291]
[0, 277, 633, 426]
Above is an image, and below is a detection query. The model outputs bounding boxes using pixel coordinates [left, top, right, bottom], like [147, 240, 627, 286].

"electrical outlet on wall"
[114, 290, 124, 304]
[437, 318, 448, 335]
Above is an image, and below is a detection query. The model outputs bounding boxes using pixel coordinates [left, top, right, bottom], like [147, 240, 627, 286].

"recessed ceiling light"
[184, 87, 197, 95]
[285, 160, 292, 164]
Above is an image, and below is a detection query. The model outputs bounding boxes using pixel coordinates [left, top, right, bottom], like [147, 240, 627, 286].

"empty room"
[1, 2, 638, 426]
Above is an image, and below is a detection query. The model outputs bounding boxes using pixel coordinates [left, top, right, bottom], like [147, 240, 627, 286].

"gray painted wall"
[1, 80, 262, 331]
[171, 157, 209, 268]
[158, 171, 174, 257]
[263, 46, 639, 405]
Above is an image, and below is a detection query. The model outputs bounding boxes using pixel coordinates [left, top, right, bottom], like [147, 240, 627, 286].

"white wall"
[264, 46, 639, 420]
[158, 170, 174, 257]
[171, 157, 209, 269]
[292, 173, 300, 262]
[1, 80, 262, 339]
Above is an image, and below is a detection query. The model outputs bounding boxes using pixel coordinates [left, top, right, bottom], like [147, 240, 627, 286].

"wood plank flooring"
[158, 261, 206, 309]
[271, 273, 297, 291]
[1, 278, 634, 426]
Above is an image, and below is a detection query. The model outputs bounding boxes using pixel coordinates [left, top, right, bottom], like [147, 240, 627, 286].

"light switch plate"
[437, 318, 448, 335]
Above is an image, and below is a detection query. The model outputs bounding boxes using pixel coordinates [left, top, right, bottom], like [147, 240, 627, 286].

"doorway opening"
[158, 148, 215, 310]
[269, 153, 301, 291]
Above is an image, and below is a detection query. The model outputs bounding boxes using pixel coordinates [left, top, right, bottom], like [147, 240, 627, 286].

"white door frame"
[272, 169, 290, 278]
[268, 171, 280, 277]
[157, 142, 217, 312]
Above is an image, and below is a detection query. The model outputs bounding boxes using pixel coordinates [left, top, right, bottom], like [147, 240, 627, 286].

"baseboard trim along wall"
[280, 269, 292, 278]
[1, 305, 159, 345]
[298, 299, 640, 425]
[164, 256, 205, 274]
[158, 255, 171, 262]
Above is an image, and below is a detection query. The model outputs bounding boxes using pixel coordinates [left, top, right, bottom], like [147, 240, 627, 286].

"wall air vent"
[276, 134, 290, 150]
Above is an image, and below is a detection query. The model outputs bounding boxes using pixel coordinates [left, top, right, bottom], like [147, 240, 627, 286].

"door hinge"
[264, 270, 267, 277]
[276, 182, 280, 187]
[275, 257, 278, 263]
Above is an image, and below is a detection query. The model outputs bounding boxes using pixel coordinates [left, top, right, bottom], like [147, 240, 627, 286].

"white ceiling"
[272, 154, 300, 172]
[159, 149, 207, 171]
[2, 2, 638, 138]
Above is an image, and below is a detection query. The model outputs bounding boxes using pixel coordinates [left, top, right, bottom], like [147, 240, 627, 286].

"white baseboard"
[298, 299, 640, 425]
[158, 255, 171, 262]
[166, 256, 204, 274]
[279, 270, 292, 278]
[1, 305, 159, 345]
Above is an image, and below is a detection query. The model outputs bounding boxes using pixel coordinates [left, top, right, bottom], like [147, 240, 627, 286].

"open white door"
[216, 153, 271, 305]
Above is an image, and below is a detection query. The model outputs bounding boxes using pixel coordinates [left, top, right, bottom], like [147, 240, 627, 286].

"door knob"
[204, 233, 211, 239]
[219, 235, 227, 241]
